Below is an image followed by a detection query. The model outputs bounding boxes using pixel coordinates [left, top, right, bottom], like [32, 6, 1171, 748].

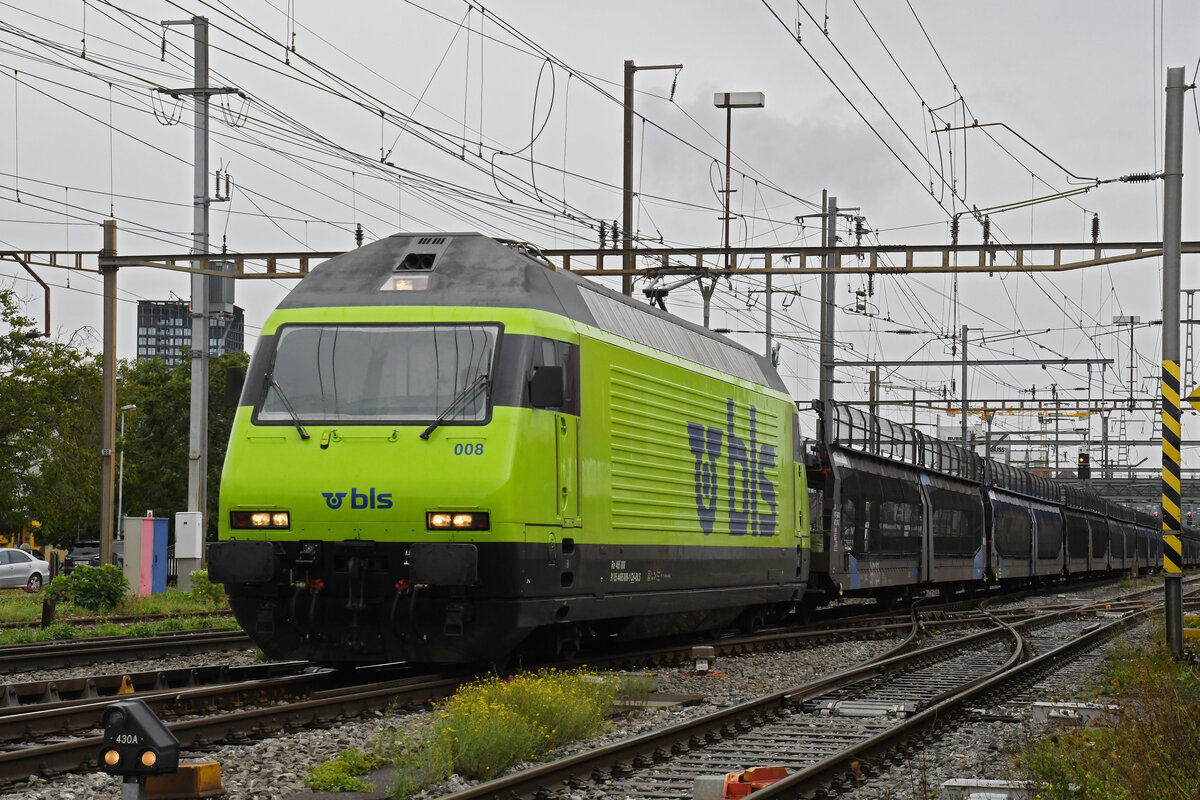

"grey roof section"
[579, 288, 771, 386]
[279, 232, 786, 392]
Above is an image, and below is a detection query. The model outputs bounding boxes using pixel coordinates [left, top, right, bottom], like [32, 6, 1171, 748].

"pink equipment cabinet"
[122, 516, 168, 596]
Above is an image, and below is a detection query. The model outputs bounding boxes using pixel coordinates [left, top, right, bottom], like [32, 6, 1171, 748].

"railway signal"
[1078, 452, 1091, 479]
[99, 699, 179, 797]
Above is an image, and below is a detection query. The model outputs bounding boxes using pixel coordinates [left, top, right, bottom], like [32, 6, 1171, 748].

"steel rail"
[0, 673, 466, 787]
[754, 606, 1151, 798]
[0, 628, 251, 673]
[425, 596, 1144, 800]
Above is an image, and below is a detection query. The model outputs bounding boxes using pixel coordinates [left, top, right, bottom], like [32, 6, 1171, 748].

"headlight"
[230, 510, 290, 529]
[427, 511, 489, 531]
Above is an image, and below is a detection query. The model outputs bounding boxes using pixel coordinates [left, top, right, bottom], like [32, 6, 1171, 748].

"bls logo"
[686, 399, 776, 536]
[321, 488, 393, 510]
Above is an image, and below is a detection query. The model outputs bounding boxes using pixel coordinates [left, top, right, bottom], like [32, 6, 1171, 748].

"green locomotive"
[209, 233, 809, 665]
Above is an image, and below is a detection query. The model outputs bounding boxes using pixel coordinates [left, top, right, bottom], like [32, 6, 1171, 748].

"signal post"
[1161, 66, 1187, 657]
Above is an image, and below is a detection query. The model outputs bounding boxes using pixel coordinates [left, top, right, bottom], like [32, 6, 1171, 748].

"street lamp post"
[713, 92, 765, 350]
[117, 404, 136, 546]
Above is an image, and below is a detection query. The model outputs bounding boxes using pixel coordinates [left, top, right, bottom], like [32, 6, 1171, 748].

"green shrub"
[124, 622, 158, 638]
[1020, 638, 1200, 799]
[611, 672, 656, 712]
[42, 621, 78, 640]
[382, 668, 618, 797]
[187, 569, 227, 605]
[302, 749, 385, 792]
[373, 724, 451, 799]
[439, 700, 543, 780]
[45, 565, 129, 612]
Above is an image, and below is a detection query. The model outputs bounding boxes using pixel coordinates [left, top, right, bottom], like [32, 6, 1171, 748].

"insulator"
[612, 220, 620, 249]
[867, 273, 874, 297]
[599, 222, 607, 247]
[354, 222, 363, 247]
[214, 170, 221, 196]
[1120, 172, 1159, 183]
[1092, 213, 1100, 244]
[982, 216, 990, 246]
[950, 215, 960, 246]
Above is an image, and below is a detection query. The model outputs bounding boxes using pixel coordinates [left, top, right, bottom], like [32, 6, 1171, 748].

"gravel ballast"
[7, 581, 1159, 800]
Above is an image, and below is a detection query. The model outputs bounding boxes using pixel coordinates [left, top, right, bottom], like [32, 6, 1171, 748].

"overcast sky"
[0, 1, 1198, 470]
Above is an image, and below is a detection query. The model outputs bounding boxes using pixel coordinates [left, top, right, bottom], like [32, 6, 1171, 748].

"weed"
[1020, 634, 1200, 799]
[0, 614, 237, 645]
[379, 668, 619, 798]
[187, 569, 227, 606]
[302, 748, 385, 792]
[373, 722, 451, 799]
[611, 672, 656, 711]
[0, 582, 230, 625]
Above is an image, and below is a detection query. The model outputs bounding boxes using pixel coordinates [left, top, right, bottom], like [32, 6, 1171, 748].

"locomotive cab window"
[256, 323, 500, 424]
[525, 337, 578, 414]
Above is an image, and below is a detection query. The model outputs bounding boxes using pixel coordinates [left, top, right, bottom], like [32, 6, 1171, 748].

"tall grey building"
[136, 300, 245, 365]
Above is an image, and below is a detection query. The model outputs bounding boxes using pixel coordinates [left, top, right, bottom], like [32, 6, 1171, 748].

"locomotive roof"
[278, 232, 787, 392]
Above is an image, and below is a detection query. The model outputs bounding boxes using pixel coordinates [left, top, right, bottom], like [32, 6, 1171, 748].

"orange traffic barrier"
[721, 766, 788, 799]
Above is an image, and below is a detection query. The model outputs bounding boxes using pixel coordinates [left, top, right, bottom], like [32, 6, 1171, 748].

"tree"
[0, 289, 103, 548]
[0, 287, 249, 546]
[119, 350, 249, 540]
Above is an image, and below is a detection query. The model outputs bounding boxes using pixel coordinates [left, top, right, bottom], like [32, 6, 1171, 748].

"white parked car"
[0, 547, 51, 592]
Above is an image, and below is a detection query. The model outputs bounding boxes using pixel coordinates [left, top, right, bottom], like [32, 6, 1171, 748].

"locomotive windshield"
[258, 323, 498, 423]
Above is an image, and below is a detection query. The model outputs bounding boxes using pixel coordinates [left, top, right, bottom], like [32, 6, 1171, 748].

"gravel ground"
[14, 647, 264, 684]
[6, 581, 1156, 800]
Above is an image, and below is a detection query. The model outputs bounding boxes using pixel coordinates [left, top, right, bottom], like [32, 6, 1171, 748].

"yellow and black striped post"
[1162, 361, 1184, 576]
[1160, 66, 1186, 659]
[1161, 360, 1185, 658]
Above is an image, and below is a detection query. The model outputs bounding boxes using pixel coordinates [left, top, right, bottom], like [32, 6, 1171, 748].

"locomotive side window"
[258, 323, 499, 424]
[525, 337, 578, 414]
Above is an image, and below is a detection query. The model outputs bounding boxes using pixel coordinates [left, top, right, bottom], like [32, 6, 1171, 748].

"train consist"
[809, 403, 1199, 603]
[208, 232, 1197, 666]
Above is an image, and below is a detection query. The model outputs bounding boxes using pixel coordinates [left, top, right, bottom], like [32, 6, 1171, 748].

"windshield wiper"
[268, 376, 311, 440]
[420, 374, 490, 440]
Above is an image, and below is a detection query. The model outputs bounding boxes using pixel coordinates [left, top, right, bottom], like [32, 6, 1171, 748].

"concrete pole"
[621, 61, 680, 296]
[118, 409, 127, 540]
[819, 193, 837, 444]
[961, 324, 968, 446]
[1161, 65, 1186, 657]
[723, 105, 732, 272]
[99, 220, 117, 569]
[868, 369, 877, 453]
[622, 59, 634, 297]
[984, 412, 993, 461]
[187, 18, 211, 540]
[765, 254, 773, 360]
[1101, 366, 1110, 478]
[1054, 393, 1061, 475]
[701, 279, 714, 329]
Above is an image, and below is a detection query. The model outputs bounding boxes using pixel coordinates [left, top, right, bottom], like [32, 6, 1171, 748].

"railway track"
[0, 599, 990, 788]
[0, 665, 466, 787]
[0, 579, 1181, 791]
[0, 627, 251, 673]
[0, 659, 313, 709]
[0, 610, 234, 630]
[424, 590, 1183, 800]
